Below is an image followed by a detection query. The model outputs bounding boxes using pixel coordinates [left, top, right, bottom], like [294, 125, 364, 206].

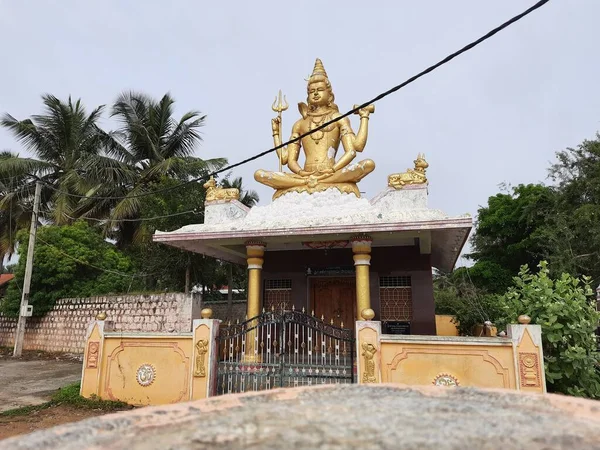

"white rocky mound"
[173, 188, 461, 234]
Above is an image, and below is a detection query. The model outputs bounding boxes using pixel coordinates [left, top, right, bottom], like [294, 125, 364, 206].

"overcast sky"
[1, 1, 599, 266]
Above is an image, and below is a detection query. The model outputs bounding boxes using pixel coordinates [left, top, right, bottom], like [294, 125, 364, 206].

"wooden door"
[310, 277, 356, 330]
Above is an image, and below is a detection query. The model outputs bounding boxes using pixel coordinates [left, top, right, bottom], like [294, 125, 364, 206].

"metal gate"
[216, 308, 355, 395]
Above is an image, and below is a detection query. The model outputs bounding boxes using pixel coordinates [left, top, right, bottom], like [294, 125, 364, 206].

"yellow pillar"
[245, 241, 265, 362]
[351, 234, 372, 320]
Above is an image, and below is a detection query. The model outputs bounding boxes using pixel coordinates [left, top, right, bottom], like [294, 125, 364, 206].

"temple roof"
[153, 186, 472, 272]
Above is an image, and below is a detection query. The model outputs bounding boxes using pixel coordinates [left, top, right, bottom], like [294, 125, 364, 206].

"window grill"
[264, 279, 292, 311]
[379, 276, 412, 322]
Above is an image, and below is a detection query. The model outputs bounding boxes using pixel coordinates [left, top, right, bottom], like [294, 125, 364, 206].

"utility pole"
[13, 181, 42, 357]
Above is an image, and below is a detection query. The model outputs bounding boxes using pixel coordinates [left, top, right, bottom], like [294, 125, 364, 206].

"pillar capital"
[351, 234, 372, 245]
[245, 240, 266, 248]
[351, 235, 372, 257]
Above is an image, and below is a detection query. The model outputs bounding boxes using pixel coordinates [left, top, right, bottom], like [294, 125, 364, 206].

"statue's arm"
[333, 115, 358, 172]
[286, 121, 303, 174]
[272, 118, 288, 165]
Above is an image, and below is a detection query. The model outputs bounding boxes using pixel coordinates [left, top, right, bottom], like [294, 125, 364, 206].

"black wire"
[39, 0, 551, 201]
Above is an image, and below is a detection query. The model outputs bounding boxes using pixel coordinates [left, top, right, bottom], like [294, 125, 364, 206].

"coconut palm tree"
[77, 91, 227, 247]
[0, 95, 118, 259]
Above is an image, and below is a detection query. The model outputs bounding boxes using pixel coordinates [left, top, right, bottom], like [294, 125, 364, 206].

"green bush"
[498, 261, 600, 398]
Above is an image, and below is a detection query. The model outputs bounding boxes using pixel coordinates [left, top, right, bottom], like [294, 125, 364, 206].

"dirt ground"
[0, 405, 111, 440]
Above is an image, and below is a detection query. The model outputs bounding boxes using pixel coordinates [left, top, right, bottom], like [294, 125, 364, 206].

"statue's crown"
[309, 58, 329, 82]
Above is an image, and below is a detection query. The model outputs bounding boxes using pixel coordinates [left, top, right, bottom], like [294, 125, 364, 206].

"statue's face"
[307, 81, 330, 107]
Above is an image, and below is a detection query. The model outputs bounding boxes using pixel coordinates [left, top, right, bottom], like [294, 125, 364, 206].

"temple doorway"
[310, 277, 357, 331]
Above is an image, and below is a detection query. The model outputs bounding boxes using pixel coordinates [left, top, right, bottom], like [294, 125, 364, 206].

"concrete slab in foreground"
[2, 384, 600, 449]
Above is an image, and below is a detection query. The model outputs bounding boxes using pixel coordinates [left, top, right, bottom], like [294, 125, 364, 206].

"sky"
[1, 0, 599, 267]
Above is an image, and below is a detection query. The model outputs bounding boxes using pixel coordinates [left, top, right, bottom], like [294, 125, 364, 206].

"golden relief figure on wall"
[203, 177, 240, 202]
[361, 341, 378, 383]
[254, 58, 375, 199]
[194, 339, 209, 377]
[388, 153, 429, 189]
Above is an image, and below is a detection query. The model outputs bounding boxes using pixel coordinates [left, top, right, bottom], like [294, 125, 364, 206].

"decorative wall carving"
[361, 342, 378, 383]
[136, 364, 156, 387]
[433, 373, 459, 386]
[86, 341, 99, 368]
[194, 339, 208, 377]
[519, 352, 541, 388]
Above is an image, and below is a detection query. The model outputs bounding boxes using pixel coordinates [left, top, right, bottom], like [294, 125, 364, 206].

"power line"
[28, 0, 552, 202]
[61, 209, 203, 223]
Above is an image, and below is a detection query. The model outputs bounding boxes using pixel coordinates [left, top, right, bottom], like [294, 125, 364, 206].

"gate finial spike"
[312, 310, 315, 316]
[262, 307, 265, 313]
[292, 304, 295, 311]
[302, 306, 305, 313]
[330, 318, 334, 325]
[236, 318, 239, 324]
[341, 321, 344, 328]
[321, 314, 325, 321]
[228, 320, 231, 327]
[271, 305, 275, 312]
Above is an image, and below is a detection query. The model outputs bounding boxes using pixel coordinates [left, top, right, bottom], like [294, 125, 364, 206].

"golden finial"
[518, 314, 531, 325]
[200, 308, 213, 319]
[361, 308, 375, 321]
[341, 321, 344, 328]
[96, 312, 107, 320]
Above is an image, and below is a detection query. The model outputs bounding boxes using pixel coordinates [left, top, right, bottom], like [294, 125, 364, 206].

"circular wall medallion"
[522, 355, 536, 368]
[433, 373, 459, 387]
[136, 364, 156, 387]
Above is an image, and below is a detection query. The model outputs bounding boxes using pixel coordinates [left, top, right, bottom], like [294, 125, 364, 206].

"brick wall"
[0, 293, 199, 354]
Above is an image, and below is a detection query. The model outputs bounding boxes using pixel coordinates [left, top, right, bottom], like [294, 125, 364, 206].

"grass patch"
[1, 382, 131, 417]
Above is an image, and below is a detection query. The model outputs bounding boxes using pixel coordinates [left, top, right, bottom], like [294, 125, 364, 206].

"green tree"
[83, 92, 227, 247]
[0, 95, 113, 256]
[468, 184, 556, 292]
[498, 262, 600, 398]
[1, 221, 135, 316]
[546, 133, 600, 281]
[434, 269, 504, 335]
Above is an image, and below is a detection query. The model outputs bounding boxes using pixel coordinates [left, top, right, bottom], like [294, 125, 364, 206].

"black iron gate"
[216, 309, 355, 395]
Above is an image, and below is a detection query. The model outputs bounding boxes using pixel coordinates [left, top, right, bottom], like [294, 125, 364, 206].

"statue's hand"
[271, 117, 281, 136]
[353, 104, 375, 119]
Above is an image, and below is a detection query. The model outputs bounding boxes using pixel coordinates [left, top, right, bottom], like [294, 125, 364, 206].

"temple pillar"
[246, 241, 266, 320]
[352, 234, 373, 320]
[245, 241, 265, 362]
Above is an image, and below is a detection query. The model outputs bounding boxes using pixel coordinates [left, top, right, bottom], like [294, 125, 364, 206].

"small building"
[154, 179, 471, 335]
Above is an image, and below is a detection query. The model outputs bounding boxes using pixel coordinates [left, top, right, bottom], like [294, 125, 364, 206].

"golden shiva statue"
[387, 153, 429, 189]
[254, 59, 375, 199]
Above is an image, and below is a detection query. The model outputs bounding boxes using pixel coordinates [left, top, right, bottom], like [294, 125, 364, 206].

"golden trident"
[272, 89, 289, 172]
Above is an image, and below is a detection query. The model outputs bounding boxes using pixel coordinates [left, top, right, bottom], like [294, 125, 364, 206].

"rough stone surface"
[0, 359, 82, 412]
[204, 200, 249, 225]
[4, 384, 600, 449]
[0, 293, 197, 354]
